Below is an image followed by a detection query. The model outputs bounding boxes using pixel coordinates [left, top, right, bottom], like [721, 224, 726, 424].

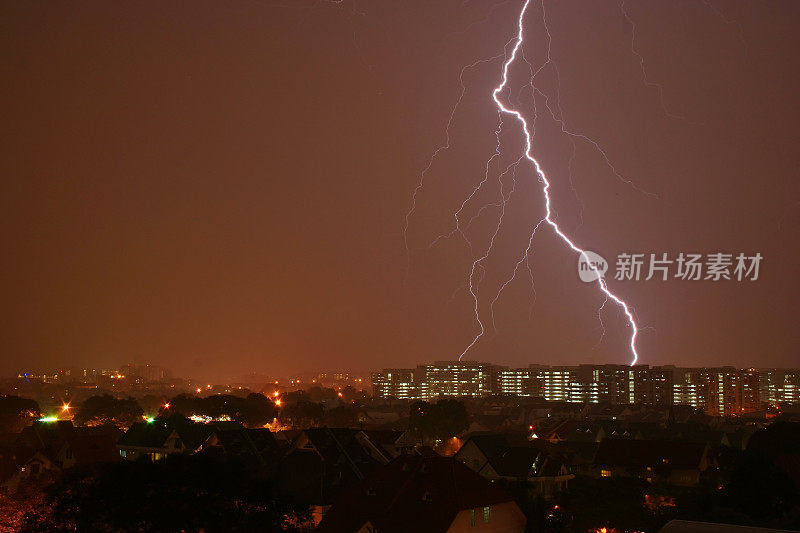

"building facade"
[417, 361, 505, 399]
[370, 368, 419, 399]
[370, 361, 789, 412]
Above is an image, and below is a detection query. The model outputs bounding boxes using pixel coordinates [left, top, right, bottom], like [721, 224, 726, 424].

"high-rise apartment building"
[417, 361, 505, 399]
[370, 361, 771, 412]
[498, 368, 543, 397]
[370, 368, 419, 399]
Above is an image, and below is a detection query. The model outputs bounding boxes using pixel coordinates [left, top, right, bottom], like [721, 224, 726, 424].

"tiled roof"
[318, 455, 517, 533]
[117, 422, 173, 448]
[594, 438, 707, 470]
[64, 434, 119, 464]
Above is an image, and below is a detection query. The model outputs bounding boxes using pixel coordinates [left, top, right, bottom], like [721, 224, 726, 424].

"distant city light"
[275, 399, 282, 406]
[189, 414, 232, 424]
[164, 403, 170, 409]
[61, 403, 70, 411]
[38, 416, 58, 422]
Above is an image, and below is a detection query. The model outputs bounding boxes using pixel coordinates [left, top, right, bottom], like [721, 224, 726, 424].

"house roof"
[489, 446, 540, 478]
[301, 428, 382, 477]
[361, 429, 403, 446]
[15, 421, 75, 455]
[277, 449, 332, 503]
[659, 520, 795, 532]
[551, 441, 600, 466]
[278, 428, 387, 505]
[360, 430, 404, 461]
[594, 439, 708, 470]
[458, 433, 568, 479]
[62, 434, 119, 464]
[119, 418, 215, 451]
[117, 422, 174, 449]
[318, 455, 517, 533]
[534, 419, 578, 440]
[461, 433, 529, 458]
[209, 428, 279, 464]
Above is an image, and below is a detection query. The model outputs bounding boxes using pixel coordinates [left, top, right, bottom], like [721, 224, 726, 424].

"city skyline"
[2, 2, 798, 531]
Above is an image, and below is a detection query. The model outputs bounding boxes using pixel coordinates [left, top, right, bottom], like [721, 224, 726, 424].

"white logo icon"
[577, 251, 608, 282]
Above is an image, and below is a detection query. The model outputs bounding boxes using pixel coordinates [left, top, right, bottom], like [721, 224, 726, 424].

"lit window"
[601, 469, 611, 477]
[483, 506, 490, 523]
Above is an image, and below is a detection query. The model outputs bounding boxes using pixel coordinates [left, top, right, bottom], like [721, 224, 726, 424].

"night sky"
[2, 1, 798, 381]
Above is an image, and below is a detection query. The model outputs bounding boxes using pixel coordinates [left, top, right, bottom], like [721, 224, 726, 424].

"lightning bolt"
[458, 0, 641, 366]
[403, 50, 508, 268]
[619, 0, 687, 122]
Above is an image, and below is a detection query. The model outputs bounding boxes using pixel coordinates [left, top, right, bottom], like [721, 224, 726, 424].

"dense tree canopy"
[165, 393, 277, 427]
[279, 400, 324, 426]
[547, 477, 661, 532]
[409, 399, 469, 443]
[322, 405, 359, 427]
[21, 454, 310, 532]
[672, 421, 800, 530]
[72, 395, 142, 428]
[0, 395, 40, 433]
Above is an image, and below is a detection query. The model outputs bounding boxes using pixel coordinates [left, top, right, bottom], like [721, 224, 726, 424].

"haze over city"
[3, 2, 800, 532]
[2, 1, 798, 381]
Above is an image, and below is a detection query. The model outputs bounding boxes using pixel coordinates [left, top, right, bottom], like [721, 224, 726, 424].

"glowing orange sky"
[1, 1, 798, 381]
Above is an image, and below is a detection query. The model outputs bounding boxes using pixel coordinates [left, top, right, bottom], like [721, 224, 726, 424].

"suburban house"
[0, 421, 121, 492]
[454, 434, 574, 498]
[529, 419, 578, 443]
[593, 438, 714, 486]
[117, 419, 213, 461]
[56, 433, 120, 469]
[278, 427, 390, 523]
[199, 426, 280, 466]
[0, 450, 59, 492]
[317, 454, 527, 532]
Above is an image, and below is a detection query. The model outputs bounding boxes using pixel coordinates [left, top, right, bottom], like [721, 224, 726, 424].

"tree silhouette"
[21, 454, 310, 532]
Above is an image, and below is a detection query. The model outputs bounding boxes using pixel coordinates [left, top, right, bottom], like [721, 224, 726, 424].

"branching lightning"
[403, 50, 509, 265]
[459, 0, 641, 365]
[403, 0, 648, 367]
[619, 0, 687, 122]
